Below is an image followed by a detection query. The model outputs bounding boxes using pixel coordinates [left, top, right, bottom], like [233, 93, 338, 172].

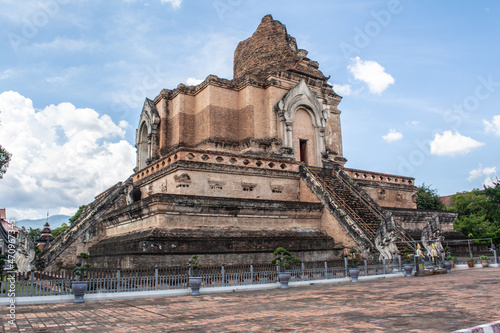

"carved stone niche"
[160, 181, 168, 193]
[377, 189, 386, 201]
[174, 173, 191, 188]
[208, 178, 225, 190]
[147, 184, 154, 195]
[241, 182, 257, 192]
[270, 181, 284, 194]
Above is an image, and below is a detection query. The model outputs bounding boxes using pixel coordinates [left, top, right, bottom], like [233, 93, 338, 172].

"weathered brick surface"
[2, 268, 498, 332]
[234, 14, 326, 81]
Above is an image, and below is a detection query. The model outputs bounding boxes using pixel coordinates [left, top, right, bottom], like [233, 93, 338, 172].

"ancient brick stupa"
[37, 15, 458, 271]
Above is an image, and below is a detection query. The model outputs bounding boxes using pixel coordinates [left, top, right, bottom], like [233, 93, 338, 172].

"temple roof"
[233, 15, 327, 81]
[38, 220, 54, 243]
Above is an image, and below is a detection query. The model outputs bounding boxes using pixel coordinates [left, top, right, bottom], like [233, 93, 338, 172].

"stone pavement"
[1, 268, 499, 333]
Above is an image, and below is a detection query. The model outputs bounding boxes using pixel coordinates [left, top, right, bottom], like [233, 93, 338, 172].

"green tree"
[450, 180, 500, 246]
[51, 223, 68, 238]
[483, 179, 500, 222]
[28, 227, 41, 240]
[0, 144, 11, 180]
[416, 183, 445, 210]
[69, 205, 86, 225]
[271, 247, 301, 270]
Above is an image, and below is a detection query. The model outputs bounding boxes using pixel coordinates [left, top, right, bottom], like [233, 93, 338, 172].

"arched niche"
[275, 80, 326, 166]
[137, 122, 149, 170]
[135, 98, 160, 170]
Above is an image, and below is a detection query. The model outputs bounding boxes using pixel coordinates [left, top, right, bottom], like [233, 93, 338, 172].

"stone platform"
[416, 268, 448, 276]
[1, 267, 499, 332]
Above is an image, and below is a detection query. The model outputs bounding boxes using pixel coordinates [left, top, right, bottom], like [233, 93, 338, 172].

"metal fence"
[0, 258, 412, 298]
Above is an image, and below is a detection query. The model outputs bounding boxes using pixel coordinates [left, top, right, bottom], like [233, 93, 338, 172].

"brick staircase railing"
[301, 165, 416, 257]
[307, 166, 382, 239]
[36, 181, 126, 270]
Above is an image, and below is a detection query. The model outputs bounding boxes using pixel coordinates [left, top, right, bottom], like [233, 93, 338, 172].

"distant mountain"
[15, 215, 71, 230]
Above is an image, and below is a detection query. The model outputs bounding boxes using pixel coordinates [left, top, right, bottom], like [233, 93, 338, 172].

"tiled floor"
[1, 268, 499, 332]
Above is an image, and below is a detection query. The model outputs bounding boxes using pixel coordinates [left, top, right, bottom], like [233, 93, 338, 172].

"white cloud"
[5, 208, 42, 221]
[160, 0, 182, 8]
[430, 130, 485, 156]
[186, 77, 203, 85]
[0, 91, 136, 220]
[468, 164, 498, 187]
[44, 67, 82, 84]
[483, 115, 500, 136]
[124, 0, 182, 8]
[58, 207, 78, 216]
[332, 83, 352, 96]
[30, 37, 97, 53]
[347, 57, 394, 94]
[382, 129, 403, 143]
[0, 69, 14, 80]
[406, 120, 420, 126]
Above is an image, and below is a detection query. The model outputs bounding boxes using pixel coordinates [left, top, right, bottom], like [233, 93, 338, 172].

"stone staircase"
[35, 181, 126, 270]
[307, 166, 382, 239]
[300, 165, 416, 258]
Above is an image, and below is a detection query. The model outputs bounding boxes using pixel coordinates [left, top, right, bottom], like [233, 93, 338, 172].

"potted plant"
[479, 255, 489, 268]
[187, 255, 202, 296]
[72, 252, 90, 303]
[466, 257, 475, 268]
[401, 248, 414, 277]
[348, 249, 360, 282]
[443, 246, 453, 273]
[271, 247, 301, 289]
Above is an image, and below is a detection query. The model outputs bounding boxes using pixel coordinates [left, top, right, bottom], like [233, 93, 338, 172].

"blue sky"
[0, 0, 499, 220]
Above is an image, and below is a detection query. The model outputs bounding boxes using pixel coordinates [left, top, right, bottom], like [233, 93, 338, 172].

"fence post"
[324, 261, 328, 278]
[155, 267, 158, 291]
[221, 265, 225, 287]
[344, 257, 348, 276]
[117, 270, 121, 293]
[30, 271, 34, 297]
[494, 250, 498, 265]
[250, 264, 253, 285]
[398, 255, 402, 272]
[364, 260, 368, 276]
[301, 262, 305, 281]
[382, 259, 386, 275]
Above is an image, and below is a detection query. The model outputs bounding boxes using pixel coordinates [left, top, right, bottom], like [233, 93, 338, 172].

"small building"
[36, 219, 54, 251]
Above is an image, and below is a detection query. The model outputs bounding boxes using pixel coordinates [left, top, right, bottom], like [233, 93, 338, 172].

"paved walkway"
[1, 268, 499, 332]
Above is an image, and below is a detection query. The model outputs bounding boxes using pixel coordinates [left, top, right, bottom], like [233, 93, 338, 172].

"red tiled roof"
[1, 219, 20, 235]
[440, 195, 454, 207]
